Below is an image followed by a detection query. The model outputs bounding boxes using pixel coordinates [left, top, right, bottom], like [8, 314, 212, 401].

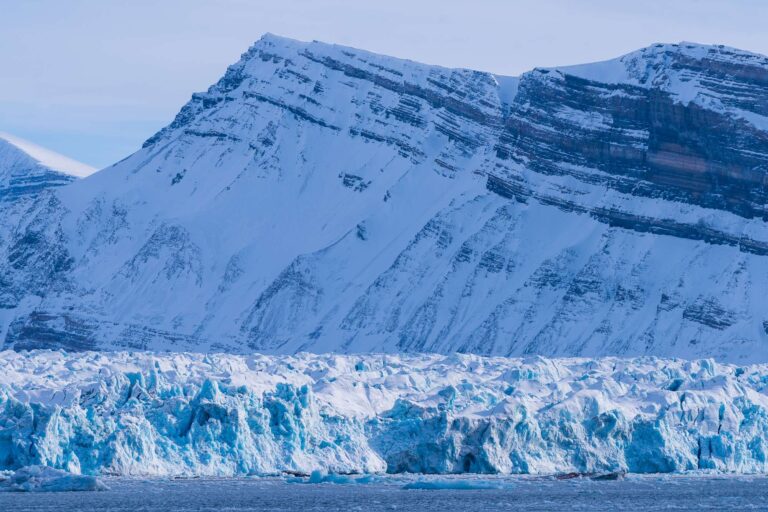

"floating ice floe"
[402, 479, 514, 490]
[0, 466, 108, 492]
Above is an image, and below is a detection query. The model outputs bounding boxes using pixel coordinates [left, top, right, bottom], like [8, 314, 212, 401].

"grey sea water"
[0, 475, 764, 511]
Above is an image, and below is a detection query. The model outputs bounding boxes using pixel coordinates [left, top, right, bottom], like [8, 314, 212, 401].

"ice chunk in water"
[0, 466, 108, 492]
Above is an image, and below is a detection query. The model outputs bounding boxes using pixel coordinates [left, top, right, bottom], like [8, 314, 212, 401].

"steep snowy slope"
[0, 133, 96, 317]
[0, 132, 95, 201]
[1, 36, 767, 361]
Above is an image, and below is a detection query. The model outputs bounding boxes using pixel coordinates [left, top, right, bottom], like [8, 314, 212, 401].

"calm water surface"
[0, 475, 765, 511]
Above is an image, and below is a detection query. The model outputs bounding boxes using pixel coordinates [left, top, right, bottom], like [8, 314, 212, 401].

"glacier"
[0, 36, 766, 361]
[1, 350, 768, 476]
[2, 36, 768, 479]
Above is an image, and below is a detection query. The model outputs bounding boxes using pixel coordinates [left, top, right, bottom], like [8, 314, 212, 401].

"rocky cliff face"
[1, 36, 767, 362]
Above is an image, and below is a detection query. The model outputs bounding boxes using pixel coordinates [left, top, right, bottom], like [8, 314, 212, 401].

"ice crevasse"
[1, 350, 768, 476]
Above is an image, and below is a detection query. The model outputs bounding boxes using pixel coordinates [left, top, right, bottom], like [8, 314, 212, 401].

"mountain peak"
[665, 40, 767, 60]
[249, 32, 310, 53]
[544, 39, 768, 93]
[0, 132, 96, 178]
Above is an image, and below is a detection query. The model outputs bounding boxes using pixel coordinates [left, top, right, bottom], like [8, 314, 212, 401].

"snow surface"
[0, 133, 96, 178]
[2, 350, 768, 476]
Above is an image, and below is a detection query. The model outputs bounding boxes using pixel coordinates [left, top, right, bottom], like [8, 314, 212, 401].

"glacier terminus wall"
[2, 351, 768, 476]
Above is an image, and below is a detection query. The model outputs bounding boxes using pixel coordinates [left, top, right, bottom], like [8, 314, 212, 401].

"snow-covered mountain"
[1, 35, 767, 361]
[0, 132, 95, 201]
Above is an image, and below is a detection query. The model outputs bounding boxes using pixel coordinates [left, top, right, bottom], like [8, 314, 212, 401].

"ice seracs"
[2, 351, 768, 476]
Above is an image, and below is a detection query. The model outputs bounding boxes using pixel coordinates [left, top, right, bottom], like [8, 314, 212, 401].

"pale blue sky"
[2, 0, 767, 168]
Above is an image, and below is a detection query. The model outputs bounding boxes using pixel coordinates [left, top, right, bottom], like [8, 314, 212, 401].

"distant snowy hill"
[1, 36, 767, 361]
[0, 132, 95, 201]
